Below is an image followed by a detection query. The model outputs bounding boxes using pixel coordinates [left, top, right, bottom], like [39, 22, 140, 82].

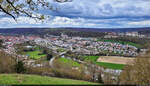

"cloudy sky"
[0, 0, 150, 28]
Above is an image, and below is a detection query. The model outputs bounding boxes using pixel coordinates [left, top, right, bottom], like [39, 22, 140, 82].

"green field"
[58, 58, 80, 67]
[97, 39, 141, 48]
[26, 51, 46, 60]
[84, 56, 100, 62]
[95, 62, 125, 70]
[0, 74, 98, 85]
[83, 56, 125, 70]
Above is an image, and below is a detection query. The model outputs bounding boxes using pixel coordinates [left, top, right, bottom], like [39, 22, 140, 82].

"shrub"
[15, 61, 26, 73]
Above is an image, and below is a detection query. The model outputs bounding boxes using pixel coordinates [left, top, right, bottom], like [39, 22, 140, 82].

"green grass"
[58, 58, 80, 67]
[83, 56, 125, 70]
[84, 56, 99, 62]
[97, 39, 141, 48]
[0, 74, 99, 85]
[26, 51, 46, 60]
[95, 62, 125, 70]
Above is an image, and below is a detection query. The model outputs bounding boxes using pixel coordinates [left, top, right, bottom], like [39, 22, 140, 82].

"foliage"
[26, 66, 54, 76]
[46, 54, 53, 60]
[0, 40, 3, 48]
[51, 59, 95, 82]
[15, 61, 26, 73]
[119, 56, 150, 85]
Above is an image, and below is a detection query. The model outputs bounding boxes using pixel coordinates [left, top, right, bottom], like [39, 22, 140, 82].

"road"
[49, 51, 67, 67]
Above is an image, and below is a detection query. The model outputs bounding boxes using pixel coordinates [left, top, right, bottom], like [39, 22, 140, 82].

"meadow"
[58, 57, 80, 67]
[0, 74, 98, 85]
[25, 51, 46, 60]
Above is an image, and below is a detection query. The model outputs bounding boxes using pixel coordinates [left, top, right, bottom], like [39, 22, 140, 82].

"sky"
[0, 0, 150, 28]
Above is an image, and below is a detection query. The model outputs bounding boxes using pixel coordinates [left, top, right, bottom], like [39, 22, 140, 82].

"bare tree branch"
[0, 0, 73, 20]
[5, 0, 43, 20]
[0, 4, 16, 20]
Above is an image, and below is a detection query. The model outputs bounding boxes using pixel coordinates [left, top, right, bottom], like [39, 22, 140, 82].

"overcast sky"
[0, 0, 150, 28]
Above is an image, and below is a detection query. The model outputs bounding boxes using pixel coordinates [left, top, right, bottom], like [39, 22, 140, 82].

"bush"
[47, 54, 53, 60]
[26, 66, 54, 76]
[15, 61, 26, 73]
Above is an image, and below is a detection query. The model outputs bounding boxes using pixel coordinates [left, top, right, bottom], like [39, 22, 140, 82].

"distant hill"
[0, 74, 98, 85]
[62, 27, 150, 32]
[0, 27, 150, 36]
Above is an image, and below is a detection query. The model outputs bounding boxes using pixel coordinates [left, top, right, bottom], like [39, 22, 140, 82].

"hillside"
[0, 74, 99, 85]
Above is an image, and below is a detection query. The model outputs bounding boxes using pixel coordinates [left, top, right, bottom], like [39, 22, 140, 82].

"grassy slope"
[0, 74, 99, 85]
[84, 56, 125, 70]
[58, 58, 80, 67]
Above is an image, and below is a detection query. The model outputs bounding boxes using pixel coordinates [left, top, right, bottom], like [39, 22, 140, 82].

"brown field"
[97, 56, 135, 64]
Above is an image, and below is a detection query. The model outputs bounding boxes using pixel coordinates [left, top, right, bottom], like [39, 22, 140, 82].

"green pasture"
[58, 58, 80, 67]
[0, 74, 98, 85]
[96, 62, 125, 70]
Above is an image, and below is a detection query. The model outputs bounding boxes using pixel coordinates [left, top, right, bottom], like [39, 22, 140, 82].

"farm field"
[25, 51, 46, 60]
[0, 74, 98, 85]
[96, 62, 125, 70]
[58, 58, 80, 67]
[97, 56, 135, 65]
[83, 56, 126, 70]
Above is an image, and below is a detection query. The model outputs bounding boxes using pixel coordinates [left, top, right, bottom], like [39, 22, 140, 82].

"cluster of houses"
[95, 42, 138, 56]
[34, 33, 141, 57]
[0, 35, 40, 59]
[0, 33, 146, 58]
[104, 32, 146, 38]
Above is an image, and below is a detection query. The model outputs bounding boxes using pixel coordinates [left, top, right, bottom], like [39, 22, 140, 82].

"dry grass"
[97, 56, 135, 65]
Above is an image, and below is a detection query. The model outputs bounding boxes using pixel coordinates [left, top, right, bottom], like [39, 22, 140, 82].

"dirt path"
[97, 56, 135, 64]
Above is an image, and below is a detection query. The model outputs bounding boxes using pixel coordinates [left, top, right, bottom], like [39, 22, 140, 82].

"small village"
[0, 32, 146, 58]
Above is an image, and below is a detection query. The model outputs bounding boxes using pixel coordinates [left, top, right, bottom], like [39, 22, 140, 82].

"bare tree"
[119, 54, 150, 85]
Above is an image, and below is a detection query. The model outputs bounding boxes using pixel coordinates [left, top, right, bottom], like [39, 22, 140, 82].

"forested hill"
[0, 27, 150, 37]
